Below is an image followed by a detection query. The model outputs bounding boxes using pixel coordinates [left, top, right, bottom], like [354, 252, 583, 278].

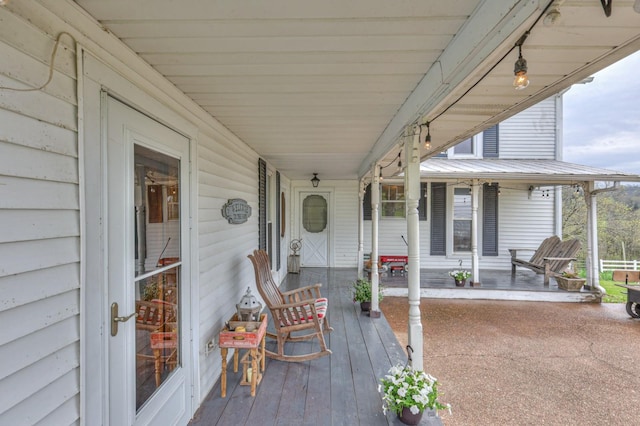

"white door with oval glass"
[300, 192, 329, 267]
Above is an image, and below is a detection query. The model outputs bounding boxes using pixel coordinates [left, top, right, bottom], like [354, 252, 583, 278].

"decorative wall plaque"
[221, 198, 252, 224]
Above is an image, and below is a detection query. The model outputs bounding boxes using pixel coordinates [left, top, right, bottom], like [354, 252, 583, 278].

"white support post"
[370, 164, 381, 317]
[471, 179, 480, 286]
[405, 127, 423, 371]
[357, 179, 366, 279]
[584, 182, 604, 294]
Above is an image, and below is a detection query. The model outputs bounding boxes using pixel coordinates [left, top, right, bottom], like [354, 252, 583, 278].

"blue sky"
[563, 50, 640, 176]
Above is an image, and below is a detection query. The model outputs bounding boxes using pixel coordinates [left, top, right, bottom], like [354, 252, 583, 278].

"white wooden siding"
[332, 181, 359, 267]
[363, 182, 556, 271]
[0, 5, 80, 422]
[499, 96, 557, 159]
[196, 129, 263, 401]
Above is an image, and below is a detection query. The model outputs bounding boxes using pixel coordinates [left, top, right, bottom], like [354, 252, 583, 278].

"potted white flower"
[379, 364, 451, 425]
[449, 270, 471, 287]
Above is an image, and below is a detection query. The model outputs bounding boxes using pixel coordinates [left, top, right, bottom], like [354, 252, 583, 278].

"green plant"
[379, 364, 450, 416]
[352, 278, 384, 303]
[142, 277, 159, 301]
[561, 271, 582, 279]
[448, 270, 471, 281]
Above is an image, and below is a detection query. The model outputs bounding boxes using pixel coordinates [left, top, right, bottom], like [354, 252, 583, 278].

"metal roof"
[419, 158, 640, 183]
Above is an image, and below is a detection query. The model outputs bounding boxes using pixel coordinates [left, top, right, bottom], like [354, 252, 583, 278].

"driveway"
[381, 298, 640, 425]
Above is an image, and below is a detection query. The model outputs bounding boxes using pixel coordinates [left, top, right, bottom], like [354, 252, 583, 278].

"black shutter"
[483, 125, 499, 158]
[258, 158, 267, 251]
[430, 183, 446, 255]
[276, 171, 281, 270]
[363, 183, 372, 220]
[482, 183, 499, 256]
[419, 182, 428, 221]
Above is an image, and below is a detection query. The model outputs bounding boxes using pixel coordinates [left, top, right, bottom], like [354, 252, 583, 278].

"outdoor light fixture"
[311, 173, 320, 187]
[423, 122, 432, 150]
[513, 32, 530, 90]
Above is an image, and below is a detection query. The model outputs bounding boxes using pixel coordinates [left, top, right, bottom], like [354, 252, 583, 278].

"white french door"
[300, 192, 329, 267]
[106, 96, 191, 425]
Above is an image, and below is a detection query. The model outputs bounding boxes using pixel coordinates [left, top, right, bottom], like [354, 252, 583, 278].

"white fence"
[599, 259, 639, 272]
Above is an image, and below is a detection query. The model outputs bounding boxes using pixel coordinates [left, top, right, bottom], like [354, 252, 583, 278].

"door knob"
[111, 302, 137, 336]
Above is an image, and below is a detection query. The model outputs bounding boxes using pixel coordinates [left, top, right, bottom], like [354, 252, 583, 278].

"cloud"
[563, 50, 640, 176]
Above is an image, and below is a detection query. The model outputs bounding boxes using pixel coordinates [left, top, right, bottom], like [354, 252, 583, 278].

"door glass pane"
[302, 195, 327, 233]
[453, 188, 471, 252]
[134, 145, 181, 410]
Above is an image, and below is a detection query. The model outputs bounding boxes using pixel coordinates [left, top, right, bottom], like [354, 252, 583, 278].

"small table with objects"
[218, 313, 267, 397]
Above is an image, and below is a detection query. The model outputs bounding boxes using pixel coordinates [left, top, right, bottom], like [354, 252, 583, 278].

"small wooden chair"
[247, 249, 332, 362]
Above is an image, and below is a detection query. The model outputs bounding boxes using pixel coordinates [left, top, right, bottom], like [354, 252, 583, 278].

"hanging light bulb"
[513, 39, 530, 90]
[424, 122, 432, 150]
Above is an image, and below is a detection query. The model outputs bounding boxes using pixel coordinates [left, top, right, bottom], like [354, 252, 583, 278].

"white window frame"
[447, 133, 483, 159]
[446, 184, 484, 256]
[380, 182, 406, 219]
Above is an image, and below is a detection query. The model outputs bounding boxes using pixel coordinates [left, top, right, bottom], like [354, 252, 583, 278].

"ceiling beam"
[357, 0, 543, 178]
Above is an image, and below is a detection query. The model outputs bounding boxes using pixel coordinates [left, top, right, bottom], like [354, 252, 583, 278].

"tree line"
[563, 184, 640, 261]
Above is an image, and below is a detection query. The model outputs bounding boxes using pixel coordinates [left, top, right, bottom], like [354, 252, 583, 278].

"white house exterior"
[1, 1, 640, 425]
[363, 96, 563, 272]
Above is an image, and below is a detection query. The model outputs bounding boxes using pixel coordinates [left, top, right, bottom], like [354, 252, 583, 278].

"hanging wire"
[0, 31, 76, 92]
[420, 0, 555, 127]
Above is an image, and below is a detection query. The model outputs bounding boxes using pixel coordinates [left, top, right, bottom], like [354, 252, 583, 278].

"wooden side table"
[219, 314, 266, 397]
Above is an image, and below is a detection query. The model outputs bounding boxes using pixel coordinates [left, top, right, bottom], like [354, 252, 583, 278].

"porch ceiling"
[73, 0, 640, 180]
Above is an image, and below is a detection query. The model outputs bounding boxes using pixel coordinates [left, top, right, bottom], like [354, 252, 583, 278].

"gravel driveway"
[381, 298, 640, 425]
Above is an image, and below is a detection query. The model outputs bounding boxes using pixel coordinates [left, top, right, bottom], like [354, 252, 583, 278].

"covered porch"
[189, 267, 443, 426]
[188, 266, 598, 425]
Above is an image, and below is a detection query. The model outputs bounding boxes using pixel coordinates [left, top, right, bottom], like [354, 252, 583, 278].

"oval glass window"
[302, 195, 327, 233]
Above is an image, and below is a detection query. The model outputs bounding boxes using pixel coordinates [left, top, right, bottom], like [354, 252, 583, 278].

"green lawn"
[598, 271, 630, 303]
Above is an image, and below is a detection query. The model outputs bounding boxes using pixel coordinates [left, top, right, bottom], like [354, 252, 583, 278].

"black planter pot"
[454, 279, 466, 287]
[398, 406, 423, 425]
[360, 301, 371, 312]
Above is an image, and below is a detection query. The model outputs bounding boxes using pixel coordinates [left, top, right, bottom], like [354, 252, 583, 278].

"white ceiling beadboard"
[73, 0, 640, 180]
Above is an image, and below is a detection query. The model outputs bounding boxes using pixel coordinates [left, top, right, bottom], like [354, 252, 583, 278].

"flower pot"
[398, 406, 423, 425]
[454, 279, 466, 287]
[360, 301, 371, 312]
[555, 276, 585, 291]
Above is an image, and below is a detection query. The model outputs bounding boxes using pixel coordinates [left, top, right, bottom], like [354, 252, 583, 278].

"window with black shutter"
[482, 183, 499, 256]
[363, 183, 372, 220]
[258, 158, 267, 251]
[483, 125, 499, 158]
[363, 182, 426, 220]
[430, 183, 446, 255]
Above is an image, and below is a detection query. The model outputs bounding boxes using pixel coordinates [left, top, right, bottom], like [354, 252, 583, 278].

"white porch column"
[584, 182, 605, 294]
[357, 179, 366, 279]
[370, 164, 381, 317]
[405, 127, 423, 371]
[471, 179, 480, 286]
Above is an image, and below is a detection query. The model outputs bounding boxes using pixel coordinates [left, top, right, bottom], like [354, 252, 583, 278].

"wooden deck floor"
[189, 266, 597, 425]
[189, 268, 442, 426]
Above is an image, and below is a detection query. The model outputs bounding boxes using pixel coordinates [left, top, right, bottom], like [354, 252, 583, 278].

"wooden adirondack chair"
[247, 249, 332, 362]
[509, 236, 581, 286]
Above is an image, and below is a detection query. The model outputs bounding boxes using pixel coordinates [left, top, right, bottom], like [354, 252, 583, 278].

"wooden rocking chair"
[247, 249, 332, 362]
